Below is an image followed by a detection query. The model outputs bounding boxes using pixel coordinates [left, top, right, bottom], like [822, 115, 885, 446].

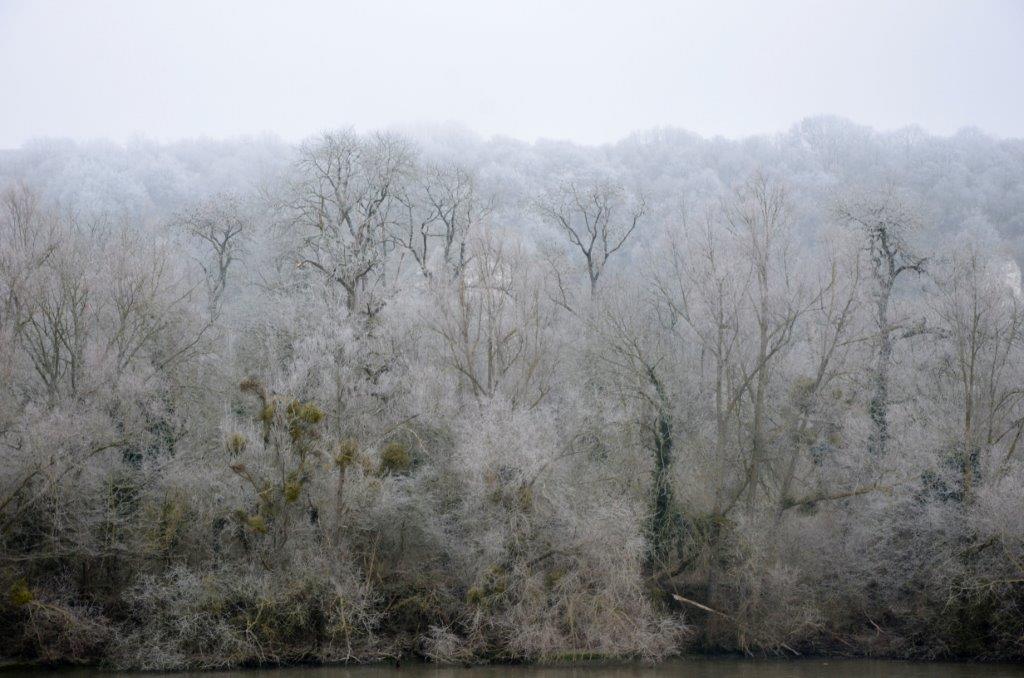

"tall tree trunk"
[645, 366, 682, 572]
[869, 281, 893, 458]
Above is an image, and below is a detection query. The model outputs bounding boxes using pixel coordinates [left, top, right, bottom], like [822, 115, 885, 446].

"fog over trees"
[2, 117, 1024, 667]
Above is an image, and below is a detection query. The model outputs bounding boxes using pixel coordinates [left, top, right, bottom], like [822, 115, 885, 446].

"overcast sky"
[1, 0, 1022, 148]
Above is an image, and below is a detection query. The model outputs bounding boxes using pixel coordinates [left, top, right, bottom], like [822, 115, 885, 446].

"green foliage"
[143, 494, 191, 555]
[226, 432, 247, 455]
[9, 578, 34, 607]
[379, 441, 411, 475]
[335, 438, 358, 468]
[245, 514, 268, 534]
[259, 401, 276, 423]
[286, 399, 324, 442]
[227, 381, 328, 555]
[283, 479, 302, 503]
[287, 400, 324, 425]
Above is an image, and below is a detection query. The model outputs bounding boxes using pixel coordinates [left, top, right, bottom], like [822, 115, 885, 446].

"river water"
[10, 660, 1023, 678]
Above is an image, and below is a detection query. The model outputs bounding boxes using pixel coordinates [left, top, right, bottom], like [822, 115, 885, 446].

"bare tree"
[933, 243, 1024, 502]
[593, 288, 684, 574]
[428, 228, 553, 409]
[654, 212, 746, 516]
[775, 237, 870, 514]
[277, 129, 414, 315]
[836, 187, 926, 459]
[394, 162, 490, 281]
[535, 180, 645, 296]
[175, 192, 250, 316]
[723, 175, 805, 505]
[0, 184, 58, 339]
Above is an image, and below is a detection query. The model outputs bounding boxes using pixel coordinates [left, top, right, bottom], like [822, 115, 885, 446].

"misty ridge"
[3, 116, 1024, 667]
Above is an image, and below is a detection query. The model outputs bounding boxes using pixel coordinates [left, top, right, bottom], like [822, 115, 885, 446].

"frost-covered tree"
[276, 129, 415, 315]
[174, 191, 252, 316]
[836, 187, 927, 459]
[2, 122, 1024, 666]
[535, 180, 645, 296]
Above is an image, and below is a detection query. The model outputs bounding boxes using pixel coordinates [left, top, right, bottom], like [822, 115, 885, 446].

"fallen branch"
[782, 484, 891, 511]
[671, 593, 732, 619]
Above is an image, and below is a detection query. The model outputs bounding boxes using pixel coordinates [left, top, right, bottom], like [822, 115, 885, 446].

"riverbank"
[3, 658, 1024, 677]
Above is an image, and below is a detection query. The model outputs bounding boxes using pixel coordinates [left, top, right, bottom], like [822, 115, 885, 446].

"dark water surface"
[8, 661, 1024, 678]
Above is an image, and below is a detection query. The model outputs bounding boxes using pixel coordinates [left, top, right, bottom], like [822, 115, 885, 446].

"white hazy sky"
[1, 0, 1022, 148]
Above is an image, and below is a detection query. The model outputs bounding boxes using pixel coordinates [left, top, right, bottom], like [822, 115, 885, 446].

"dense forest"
[2, 117, 1024, 668]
